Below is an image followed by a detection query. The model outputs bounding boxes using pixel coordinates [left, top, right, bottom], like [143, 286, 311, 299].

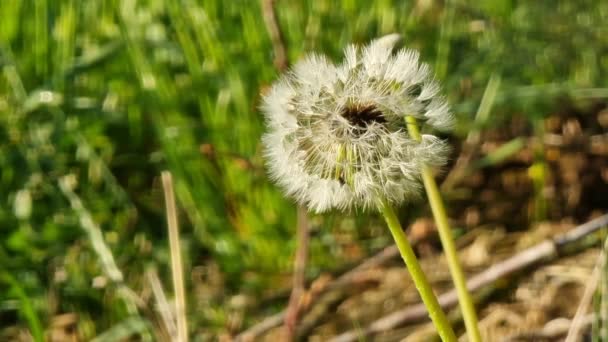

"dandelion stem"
[405, 115, 482, 342]
[378, 200, 457, 342]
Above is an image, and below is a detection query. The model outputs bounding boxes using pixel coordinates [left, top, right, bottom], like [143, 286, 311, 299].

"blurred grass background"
[1, 0, 607, 340]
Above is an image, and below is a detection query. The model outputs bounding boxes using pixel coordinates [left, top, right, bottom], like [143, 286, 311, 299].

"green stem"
[379, 200, 457, 342]
[406, 116, 482, 342]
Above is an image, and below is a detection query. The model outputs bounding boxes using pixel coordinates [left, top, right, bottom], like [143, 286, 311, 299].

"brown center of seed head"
[341, 103, 386, 128]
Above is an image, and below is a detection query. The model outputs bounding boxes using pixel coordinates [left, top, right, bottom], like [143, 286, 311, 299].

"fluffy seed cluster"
[262, 35, 453, 212]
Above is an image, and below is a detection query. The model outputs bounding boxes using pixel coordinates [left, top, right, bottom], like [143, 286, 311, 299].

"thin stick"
[405, 115, 482, 342]
[565, 241, 604, 342]
[260, 0, 288, 72]
[601, 237, 608, 341]
[379, 200, 457, 342]
[161, 171, 188, 342]
[332, 213, 608, 342]
[283, 206, 311, 339]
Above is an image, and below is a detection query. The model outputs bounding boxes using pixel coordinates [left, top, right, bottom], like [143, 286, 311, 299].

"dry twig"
[260, 0, 288, 72]
[161, 171, 189, 342]
[146, 269, 178, 340]
[283, 206, 311, 339]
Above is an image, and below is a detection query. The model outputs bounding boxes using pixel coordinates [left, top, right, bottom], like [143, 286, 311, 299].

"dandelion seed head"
[262, 35, 453, 212]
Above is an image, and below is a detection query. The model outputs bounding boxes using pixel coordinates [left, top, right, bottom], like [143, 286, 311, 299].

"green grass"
[1, 0, 607, 339]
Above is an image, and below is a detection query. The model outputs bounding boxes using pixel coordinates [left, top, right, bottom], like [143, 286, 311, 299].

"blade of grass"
[58, 175, 144, 315]
[473, 137, 525, 168]
[161, 171, 189, 342]
[0, 272, 44, 342]
[91, 317, 151, 342]
[34, 0, 49, 78]
[435, 0, 454, 81]
[146, 269, 178, 340]
[441, 73, 501, 191]
[565, 237, 605, 341]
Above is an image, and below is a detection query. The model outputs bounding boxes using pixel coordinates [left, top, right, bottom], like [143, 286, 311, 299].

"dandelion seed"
[262, 35, 453, 212]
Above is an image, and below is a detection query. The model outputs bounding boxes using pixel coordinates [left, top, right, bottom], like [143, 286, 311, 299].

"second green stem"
[406, 115, 482, 342]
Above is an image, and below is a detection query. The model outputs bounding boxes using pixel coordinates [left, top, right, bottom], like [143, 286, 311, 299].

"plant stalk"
[161, 171, 189, 342]
[379, 200, 457, 342]
[405, 115, 482, 342]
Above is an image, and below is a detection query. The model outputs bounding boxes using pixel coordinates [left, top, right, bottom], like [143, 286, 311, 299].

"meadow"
[1, 0, 607, 340]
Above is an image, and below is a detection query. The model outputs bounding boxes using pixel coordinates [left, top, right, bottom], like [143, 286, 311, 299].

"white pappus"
[261, 34, 453, 213]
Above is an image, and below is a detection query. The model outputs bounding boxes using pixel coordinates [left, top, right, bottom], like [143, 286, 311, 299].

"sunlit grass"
[1, 0, 607, 339]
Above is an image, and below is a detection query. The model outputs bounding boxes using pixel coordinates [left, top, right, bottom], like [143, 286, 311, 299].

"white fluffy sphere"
[262, 35, 452, 212]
